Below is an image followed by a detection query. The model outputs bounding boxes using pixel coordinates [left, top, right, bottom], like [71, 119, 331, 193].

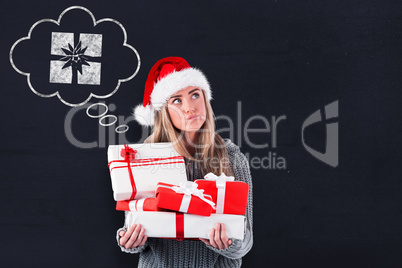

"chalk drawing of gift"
[50, 32, 102, 85]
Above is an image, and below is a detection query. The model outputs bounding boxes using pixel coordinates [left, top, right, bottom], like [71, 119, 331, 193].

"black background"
[1, 1, 402, 267]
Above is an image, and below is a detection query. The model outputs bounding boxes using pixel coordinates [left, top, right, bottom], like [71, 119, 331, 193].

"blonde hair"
[145, 91, 232, 177]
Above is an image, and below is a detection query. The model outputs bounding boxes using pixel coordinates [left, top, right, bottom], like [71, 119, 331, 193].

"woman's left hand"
[200, 223, 232, 250]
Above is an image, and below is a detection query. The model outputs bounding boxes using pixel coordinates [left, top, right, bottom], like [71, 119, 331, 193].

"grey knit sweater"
[116, 139, 253, 267]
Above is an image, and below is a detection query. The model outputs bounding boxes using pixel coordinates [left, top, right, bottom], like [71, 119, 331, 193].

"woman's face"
[167, 86, 206, 133]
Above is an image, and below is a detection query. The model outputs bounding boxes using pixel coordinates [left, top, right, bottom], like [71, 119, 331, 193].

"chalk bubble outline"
[86, 102, 108, 118]
[9, 5, 141, 107]
[99, 115, 117, 126]
[115, 125, 129, 133]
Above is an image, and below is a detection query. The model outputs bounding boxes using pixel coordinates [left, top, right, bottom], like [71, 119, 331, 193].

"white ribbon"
[128, 198, 145, 211]
[158, 181, 215, 213]
[203, 172, 234, 214]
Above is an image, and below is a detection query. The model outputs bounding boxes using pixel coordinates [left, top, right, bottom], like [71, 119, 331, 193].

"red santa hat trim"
[134, 57, 212, 126]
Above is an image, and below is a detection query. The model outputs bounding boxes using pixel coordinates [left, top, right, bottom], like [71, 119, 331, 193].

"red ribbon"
[108, 156, 184, 167]
[108, 145, 185, 200]
[109, 158, 185, 171]
[175, 212, 184, 241]
[122, 145, 137, 200]
[120, 145, 137, 162]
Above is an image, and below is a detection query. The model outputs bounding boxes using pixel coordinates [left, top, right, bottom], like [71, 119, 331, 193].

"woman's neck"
[184, 131, 199, 156]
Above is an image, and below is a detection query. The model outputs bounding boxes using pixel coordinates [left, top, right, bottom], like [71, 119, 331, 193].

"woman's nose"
[181, 99, 194, 113]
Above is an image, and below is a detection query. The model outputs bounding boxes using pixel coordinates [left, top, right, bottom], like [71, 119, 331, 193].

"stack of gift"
[108, 143, 249, 240]
[108, 142, 188, 201]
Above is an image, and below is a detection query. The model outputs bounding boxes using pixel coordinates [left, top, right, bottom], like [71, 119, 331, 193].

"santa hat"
[133, 57, 212, 126]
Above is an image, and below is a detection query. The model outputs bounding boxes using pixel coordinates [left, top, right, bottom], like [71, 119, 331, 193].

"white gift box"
[124, 211, 246, 240]
[108, 143, 187, 201]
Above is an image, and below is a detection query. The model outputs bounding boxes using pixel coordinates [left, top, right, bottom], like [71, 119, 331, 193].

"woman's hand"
[200, 223, 232, 250]
[119, 224, 148, 249]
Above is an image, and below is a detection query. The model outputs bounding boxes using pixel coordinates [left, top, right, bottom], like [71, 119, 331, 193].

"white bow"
[204, 172, 234, 187]
[170, 181, 216, 212]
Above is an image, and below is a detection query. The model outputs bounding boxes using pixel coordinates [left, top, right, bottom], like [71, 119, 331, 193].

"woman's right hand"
[119, 224, 148, 249]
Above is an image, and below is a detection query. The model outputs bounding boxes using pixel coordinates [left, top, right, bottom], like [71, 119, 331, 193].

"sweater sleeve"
[206, 141, 254, 259]
[116, 211, 149, 254]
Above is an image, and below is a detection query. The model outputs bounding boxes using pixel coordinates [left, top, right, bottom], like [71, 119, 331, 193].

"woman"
[117, 57, 253, 267]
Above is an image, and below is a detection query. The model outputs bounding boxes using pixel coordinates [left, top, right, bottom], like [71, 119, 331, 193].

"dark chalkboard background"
[1, 1, 402, 267]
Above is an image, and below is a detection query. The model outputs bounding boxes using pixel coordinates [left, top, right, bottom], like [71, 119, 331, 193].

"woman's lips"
[187, 115, 199, 120]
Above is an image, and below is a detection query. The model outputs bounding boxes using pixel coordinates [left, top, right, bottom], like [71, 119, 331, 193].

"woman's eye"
[173, 98, 181, 104]
[192, 93, 200, 99]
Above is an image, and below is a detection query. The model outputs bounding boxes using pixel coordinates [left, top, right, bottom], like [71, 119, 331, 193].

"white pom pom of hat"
[133, 57, 212, 126]
[133, 103, 155, 127]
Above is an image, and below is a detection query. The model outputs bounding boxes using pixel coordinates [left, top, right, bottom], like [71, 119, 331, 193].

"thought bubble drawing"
[10, 6, 140, 107]
[86, 102, 129, 133]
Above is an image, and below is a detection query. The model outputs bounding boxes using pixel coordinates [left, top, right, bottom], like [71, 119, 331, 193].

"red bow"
[120, 145, 137, 162]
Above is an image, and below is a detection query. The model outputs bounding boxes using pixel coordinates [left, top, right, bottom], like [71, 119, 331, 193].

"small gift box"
[195, 173, 249, 215]
[107, 143, 188, 201]
[156, 182, 215, 216]
[124, 211, 246, 240]
[116, 198, 162, 212]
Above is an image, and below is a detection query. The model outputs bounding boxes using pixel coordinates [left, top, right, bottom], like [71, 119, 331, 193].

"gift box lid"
[108, 142, 181, 163]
